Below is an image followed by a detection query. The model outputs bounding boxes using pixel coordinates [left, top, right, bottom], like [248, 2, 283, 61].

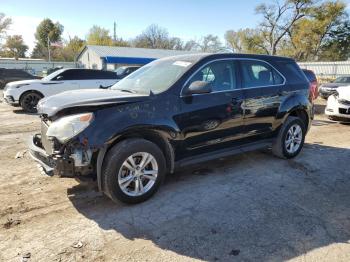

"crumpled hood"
[321, 83, 348, 88]
[337, 86, 350, 100]
[6, 79, 42, 87]
[37, 89, 149, 117]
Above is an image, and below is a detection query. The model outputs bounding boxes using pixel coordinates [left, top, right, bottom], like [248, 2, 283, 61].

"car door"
[94, 70, 118, 88]
[48, 70, 80, 96]
[239, 59, 285, 137]
[175, 59, 245, 158]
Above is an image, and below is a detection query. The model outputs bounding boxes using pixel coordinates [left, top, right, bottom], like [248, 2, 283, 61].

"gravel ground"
[0, 94, 349, 262]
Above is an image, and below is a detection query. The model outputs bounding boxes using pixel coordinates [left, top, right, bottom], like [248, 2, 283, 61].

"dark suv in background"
[0, 68, 40, 88]
[29, 53, 313, 204]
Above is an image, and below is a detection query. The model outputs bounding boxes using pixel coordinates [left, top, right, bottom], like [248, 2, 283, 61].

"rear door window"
[241, 60, 284, 88]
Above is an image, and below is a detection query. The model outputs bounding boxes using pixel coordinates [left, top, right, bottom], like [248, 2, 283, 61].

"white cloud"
[6, 15, 41, 53]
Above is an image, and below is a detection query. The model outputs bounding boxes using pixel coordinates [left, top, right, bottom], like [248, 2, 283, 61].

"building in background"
[77, 45, 196, 70]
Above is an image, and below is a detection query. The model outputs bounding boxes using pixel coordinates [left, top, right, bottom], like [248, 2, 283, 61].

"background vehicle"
[0, 68, 41, 89]
[115, 66, 141, 80]
[325, 86, 350, 122]
[302, 69, 318, 101]
[319, 75, 350, 99]
[29, 53, 312, 204]
[3, 68, 118, 112]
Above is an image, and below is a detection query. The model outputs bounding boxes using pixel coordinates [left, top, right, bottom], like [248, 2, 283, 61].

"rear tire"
[20, 91, 43, 113]
[272, 116, 306, 159]
[102, 139, 166, 204]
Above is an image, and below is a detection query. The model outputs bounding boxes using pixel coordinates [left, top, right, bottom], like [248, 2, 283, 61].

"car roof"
[161, 52, 295, 64]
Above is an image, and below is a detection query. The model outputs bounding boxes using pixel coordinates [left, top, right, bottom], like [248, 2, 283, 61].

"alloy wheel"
[118, 152, 158, 197]
[285, 124, 303, 154]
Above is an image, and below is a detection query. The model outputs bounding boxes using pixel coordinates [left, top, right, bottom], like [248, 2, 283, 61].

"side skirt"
[174, 139, 273, 169]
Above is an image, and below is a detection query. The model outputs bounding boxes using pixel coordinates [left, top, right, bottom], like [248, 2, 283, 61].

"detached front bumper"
[28, 134, 76, 177]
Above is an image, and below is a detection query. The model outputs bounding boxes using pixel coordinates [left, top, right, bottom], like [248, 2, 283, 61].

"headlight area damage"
[28, 113, 95, 177]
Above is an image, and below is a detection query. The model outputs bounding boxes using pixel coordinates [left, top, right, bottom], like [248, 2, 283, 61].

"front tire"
[20, 92, 43, 113]
[272, 116, 306, 159]
[102, 139, 166, 204]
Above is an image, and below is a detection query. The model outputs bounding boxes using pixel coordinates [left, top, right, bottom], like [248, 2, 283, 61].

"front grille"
[41, 120, 55, 154]
[339, 108, 350, 115]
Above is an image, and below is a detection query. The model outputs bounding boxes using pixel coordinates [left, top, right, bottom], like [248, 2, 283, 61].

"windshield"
[42, 69, 65, 81]
[111, 58, 193, 94]
[334, 77, 350, 83]
[115, 67, 127, 76]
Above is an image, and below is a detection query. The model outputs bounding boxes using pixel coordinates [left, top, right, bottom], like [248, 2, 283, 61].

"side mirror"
[56, 75, 64, 81]
[186, 81, 212, 95]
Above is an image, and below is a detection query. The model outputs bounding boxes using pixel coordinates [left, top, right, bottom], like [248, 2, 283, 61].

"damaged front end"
[28, 114, 95, 178]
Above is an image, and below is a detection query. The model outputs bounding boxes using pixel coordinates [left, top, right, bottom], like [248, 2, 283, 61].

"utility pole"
[113, 21, 117, 42]
[47, 35, 51, 62]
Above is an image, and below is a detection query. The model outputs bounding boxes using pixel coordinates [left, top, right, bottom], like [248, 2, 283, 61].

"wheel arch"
[19, 89, 44, 103]
[278, 93, 311, 131]
[96, 128, 175, 193]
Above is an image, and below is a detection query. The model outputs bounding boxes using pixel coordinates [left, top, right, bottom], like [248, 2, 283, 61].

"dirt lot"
[0, 94, 349, 262]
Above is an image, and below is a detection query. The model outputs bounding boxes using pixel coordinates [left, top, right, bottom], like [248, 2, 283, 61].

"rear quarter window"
[276, 61, 308, 84]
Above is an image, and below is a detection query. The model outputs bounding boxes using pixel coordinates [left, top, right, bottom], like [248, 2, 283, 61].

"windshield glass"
[115, 67, 126, 76]
[111, 58, 193, 94]
[334, 77, 350, 83]
[42, 69, 65, 81]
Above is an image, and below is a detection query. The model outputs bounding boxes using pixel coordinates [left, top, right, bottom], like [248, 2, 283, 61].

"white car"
[325, 85, 350, 121]
[3, 68, 118, 112]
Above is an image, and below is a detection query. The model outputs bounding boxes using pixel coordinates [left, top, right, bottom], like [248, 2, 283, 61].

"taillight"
[309, 80, 318, 101]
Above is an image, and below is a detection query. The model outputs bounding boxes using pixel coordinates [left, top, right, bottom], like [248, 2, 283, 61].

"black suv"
[29, 53, 312, 204]
[0, 68, 40, 88]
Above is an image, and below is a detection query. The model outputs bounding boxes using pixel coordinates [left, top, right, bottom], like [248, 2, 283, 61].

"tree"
[288, 0, 347, 60]
[198, 34, 222, 52]
[183, 40, 199, 51]
[319, 20, 350, 61]
[0, 35, 28, 59]
[86, 25, 113, 46]
[0, 13, 11, 41]
[133, 24, 171, 49]
[54, 36, 85, 61]
[35, 18, 64, 47]
[225, 29, 267, 54]
[255, 0, 314, 55]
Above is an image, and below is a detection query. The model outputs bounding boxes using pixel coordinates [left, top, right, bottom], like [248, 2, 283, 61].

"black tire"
[272, 116, 306, 159]
[20, 91, 43, 113]
[102, 139, 166, 204]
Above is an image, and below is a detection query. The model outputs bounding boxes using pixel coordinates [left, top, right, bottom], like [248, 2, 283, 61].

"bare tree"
[199, 34, 222, 52]
[0, 13, 12, 41]
[256, 0, 313, 55]
[134, 24, 170, 49]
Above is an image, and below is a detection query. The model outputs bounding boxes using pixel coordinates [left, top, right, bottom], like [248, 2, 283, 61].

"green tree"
[35, 18, 64, 47]
[0, 35, 28, 59]
[319, 21, 350, 61]
[288, 0, 347, 60]
[225, 29, 267, 54]
[86, 26, 113, 46]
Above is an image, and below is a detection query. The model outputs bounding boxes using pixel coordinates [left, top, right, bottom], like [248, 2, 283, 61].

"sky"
[2, 0, 350, 52]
